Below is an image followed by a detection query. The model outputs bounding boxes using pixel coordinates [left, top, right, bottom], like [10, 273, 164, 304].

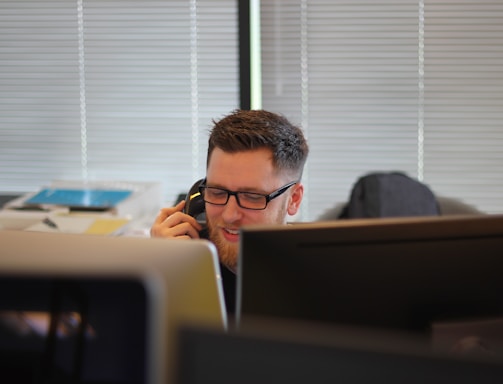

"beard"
[207, 202, 288, 274]
[209, 225, 239, 273]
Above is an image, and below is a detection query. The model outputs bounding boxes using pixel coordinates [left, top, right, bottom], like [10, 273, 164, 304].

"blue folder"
[24, 188, 132, 210]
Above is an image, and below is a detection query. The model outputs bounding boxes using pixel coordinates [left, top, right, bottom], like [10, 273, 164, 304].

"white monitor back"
[0, 230, 227, 384]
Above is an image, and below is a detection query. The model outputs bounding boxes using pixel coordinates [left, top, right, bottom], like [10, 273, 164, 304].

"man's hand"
[150, 200, 203, 239]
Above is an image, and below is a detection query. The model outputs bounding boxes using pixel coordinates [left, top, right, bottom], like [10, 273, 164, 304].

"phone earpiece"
[185, 190, 205, 218]
[183, 179, 207, 233]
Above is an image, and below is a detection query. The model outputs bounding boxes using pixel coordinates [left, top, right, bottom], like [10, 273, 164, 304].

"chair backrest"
[339, 171, 440, 219]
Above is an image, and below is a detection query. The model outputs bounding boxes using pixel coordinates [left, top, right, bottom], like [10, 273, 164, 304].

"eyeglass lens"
[203, 187, 267, 209]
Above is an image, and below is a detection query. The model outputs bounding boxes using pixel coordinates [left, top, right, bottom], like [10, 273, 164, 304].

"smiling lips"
[222, 227, 239, 242]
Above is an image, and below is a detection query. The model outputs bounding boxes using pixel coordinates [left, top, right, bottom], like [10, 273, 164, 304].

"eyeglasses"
[199, 180, 298, 210]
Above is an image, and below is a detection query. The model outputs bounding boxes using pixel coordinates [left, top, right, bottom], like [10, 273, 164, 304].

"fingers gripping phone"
[183, 179, 207, 236]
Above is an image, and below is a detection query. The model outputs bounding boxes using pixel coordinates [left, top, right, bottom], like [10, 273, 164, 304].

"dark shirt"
[219, 263, 236, 317]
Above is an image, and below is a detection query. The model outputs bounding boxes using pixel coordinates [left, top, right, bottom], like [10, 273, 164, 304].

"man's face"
[205, 147, 303, 273]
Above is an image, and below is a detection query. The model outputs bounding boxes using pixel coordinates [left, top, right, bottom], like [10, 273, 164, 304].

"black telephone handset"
[183, 179, 207, 236]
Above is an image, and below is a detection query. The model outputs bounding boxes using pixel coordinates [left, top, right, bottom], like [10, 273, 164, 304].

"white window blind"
[260, 0, 503, 220]
[0, 0, 239, 204]
[423, 1, 503, 211]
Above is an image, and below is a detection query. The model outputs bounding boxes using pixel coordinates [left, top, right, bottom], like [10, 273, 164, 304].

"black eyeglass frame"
[198, 179, 298, 210]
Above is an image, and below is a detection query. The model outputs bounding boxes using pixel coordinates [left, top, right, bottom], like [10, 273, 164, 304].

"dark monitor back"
[0, 276, 147, 384]
[237, 215, 503, 354]
[176, 320, 503, 384]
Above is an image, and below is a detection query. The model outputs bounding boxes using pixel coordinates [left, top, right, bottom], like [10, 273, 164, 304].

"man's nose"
[221, 195, 242, 221]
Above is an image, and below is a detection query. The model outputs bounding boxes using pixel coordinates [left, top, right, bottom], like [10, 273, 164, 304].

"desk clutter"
[0, 180, 162, 236]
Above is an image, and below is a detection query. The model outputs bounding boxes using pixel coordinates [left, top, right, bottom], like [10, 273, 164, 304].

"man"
[150, 109, 309, 315]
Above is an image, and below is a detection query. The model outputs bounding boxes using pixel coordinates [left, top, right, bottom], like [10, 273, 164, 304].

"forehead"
[206, 148, 281, 190]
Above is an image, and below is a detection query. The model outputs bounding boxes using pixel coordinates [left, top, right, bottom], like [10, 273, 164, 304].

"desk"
[0, 181, 161, 236]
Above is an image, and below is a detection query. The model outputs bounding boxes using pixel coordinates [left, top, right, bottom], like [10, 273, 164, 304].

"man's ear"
[287, 183, 304, 216]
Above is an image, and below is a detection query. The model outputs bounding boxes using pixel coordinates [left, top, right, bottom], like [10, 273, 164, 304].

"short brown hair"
[207, 109, 309, 179]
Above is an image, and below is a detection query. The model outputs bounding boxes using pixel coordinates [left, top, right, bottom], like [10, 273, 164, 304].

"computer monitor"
[237, 214, 503, 356]
[175, 319, 503, 384]
[0, 230, 227, 384]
